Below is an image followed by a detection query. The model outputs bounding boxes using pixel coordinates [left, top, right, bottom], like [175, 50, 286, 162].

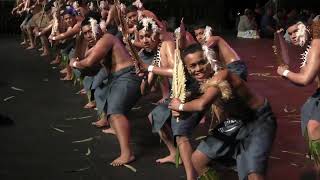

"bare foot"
[156, 154, 176, 164]
[110, 155, 135, 167]
[102, 127, 116, 135]
[38, 47, 43, 51]
[40, 52, 49, 56]
[60, 75, 72, 81]
[50, 59, 60, 65]
[60, 67, 67, 74]
[92, 118, 109, 128]
[79, 88, 87, 95]
[20, 41, 27, 45]
[84, 101, 96, 109]
[26, 45, 35, 50]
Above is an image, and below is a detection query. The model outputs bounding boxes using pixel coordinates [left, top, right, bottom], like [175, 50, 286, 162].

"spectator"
[237, 9, 259, 39]
[274, 8, 287, 29]
[260, 7, 276, 38]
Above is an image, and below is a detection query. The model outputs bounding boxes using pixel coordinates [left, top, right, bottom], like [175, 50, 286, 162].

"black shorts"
[301, 89, 320, 135]
[95, 66, 142, 118]
[226, 60, 248, 81]
[197, 100, 277, 180]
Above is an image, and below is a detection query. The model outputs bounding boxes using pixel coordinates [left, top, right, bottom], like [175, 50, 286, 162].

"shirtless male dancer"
[169, 44, 277, 180]
[70, 25, 142, 166]
[276, 20, 320, 169]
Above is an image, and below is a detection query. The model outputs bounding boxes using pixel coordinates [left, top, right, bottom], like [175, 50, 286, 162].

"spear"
[114, 0, 143, 74]
[171, 21, 186, 123]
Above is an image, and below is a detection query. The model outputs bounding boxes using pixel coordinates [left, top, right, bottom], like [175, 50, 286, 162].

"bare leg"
[40, 35, 50, 56]
[191, 150, 211, 176]
[109, 114, 135, 166]
[60, 65, 72, 80]
[157, 77, 170, 104]
[147, 114, 177, 164]
[26, 26, 35, 49]
[156, 127, 177, 163]
[177, 136, 196, 180]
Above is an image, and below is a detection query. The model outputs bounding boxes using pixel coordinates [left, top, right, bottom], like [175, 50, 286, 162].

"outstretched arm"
[51, 23, 81, 41]
[70, 34, 114, 68]
[277, 39, 320, 86]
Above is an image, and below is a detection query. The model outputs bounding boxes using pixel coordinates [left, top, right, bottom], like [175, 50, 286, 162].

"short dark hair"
[62, 6, 77, 16]
[192, 23, 206, 32]
[182, 43, 203, 60]
[125, 5, 138, 14]
[81, 11, 102, 27]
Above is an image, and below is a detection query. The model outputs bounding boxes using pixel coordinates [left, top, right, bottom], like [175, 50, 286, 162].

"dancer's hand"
[168, 98, 181, 111]
[277, 65, 289, 76]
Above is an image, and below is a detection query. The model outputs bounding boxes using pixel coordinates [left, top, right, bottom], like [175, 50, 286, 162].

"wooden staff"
[171, 28, 186, 123]
[114, 0, 144, 74]
[273, 30, 290, 66]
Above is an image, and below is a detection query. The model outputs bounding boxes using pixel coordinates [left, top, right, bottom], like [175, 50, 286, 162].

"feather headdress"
[171, 27, 186, 122]
[202, 45, 220, 73]
[296, 22, 309, 47]
[89, 17, 99, 41]
[137, 17, 159, 40]
[132, 0, 143, 9]
[204, 26, 213, 42]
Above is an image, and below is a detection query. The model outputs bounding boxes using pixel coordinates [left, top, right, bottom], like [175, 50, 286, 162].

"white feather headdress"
[89, 17, 99, 40]
[139, 17, 159, 35]
[132, 0, 143, 9]
[202, 45, 220, 73]
[204, 26, 213, 42]
[296, 22, 309, 47]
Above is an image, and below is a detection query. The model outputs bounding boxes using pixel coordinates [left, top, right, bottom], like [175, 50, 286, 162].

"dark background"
[1, 0, 320, 34]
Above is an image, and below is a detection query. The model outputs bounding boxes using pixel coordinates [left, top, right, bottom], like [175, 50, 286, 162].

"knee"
[176, 136, 189, 146]
[307, 120, 320, 139]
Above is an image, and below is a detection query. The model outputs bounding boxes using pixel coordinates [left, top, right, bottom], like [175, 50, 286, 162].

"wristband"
[147, 65, 154, 72]
[282, 69, 290, 77]
[178, 103, 184, 111]
[38, 32, 41, 36]
[52, 36, 56, 40]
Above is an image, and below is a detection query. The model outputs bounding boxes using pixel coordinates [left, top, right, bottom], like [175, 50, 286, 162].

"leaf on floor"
[65, 116, 92, 121]
[123, 164, 137, 173]
[284, 105, 296, 113]
[270, 156, 281, 160]
[290, 163, 299, 167]
[132, 106, 141, 110]
[52, 67, 57, 69]
[85, 148, 91, 156]
[265, 65, 274, 68]
[288, 121, 301, 123]
[281, 150, 305, 156]
[11, 86, 24, 92]
[72, 137, 94, 143]
[42, 78, 49, 82]
[3, 96, 15, 102]
[64, 167, 90, 173]
[52, 127, 65, 133]
[195, 136, 207, 141]
[249, 72, 280, 78]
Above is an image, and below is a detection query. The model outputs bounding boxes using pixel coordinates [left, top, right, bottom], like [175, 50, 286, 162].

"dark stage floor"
[0, 36, 316, 180]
